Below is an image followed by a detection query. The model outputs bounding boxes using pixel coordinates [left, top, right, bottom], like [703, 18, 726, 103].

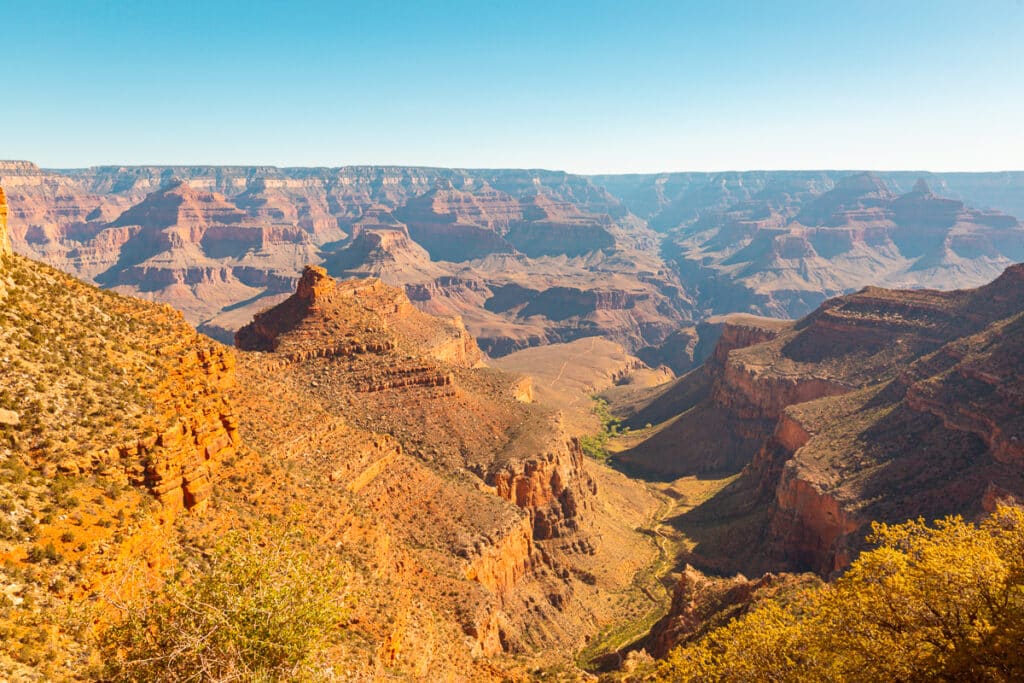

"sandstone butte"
[2, 170, 1024, 679]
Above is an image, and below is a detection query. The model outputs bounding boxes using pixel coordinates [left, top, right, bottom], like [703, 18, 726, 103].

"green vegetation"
[96, 522, 349, 682]
[656, 505, 1024, 682]
[579, 397, 623, 462]
[25, 543, 62, 565]
[0, 255, 166, 461]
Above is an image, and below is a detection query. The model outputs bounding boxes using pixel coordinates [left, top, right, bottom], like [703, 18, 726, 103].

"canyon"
[0, 215, 665, 678]
[0, 161, 689, 358]
[599, 170, 1024, 319]
[609, 264, 1024, 582]
[2, 167, 1023, 679]
[5, 161, 1024, 363]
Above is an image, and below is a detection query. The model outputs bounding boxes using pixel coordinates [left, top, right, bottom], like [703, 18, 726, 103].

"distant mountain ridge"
[592, 169, 1024, 223]
[2, 160, 1021, 357]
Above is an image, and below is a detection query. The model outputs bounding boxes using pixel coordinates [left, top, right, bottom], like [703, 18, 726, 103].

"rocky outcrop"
[488, 438, 597, 540]
[646, 565, 821, 658]
[713, 358, 849, 425]
[2, 231, 243, 515]
[767, 457, 861, 576]
[52, 343, 241, 512]
[235, 267, 600, 552]
[393, 181, 619, 262]
[354, 365, 455, 393]
[324, 213, 444, 283]
[237, 266, 482, 367]
[404, 275, 490, 303]
[703, 315, 790, 369]
[753, 270, 1024, 576]
[464, 516, 538, 600]
[519, 287, 649, 321]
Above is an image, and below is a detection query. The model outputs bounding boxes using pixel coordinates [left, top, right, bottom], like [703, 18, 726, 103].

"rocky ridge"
[0, 224, 247, 675]
[232, 266, 661, 669]
[1, 162, 684, 356]
[611, 265, 1024, 579]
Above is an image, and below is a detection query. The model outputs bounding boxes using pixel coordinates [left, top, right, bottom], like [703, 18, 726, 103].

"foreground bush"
[97, 523, 347, 682]
[660, 504, 1024, 682]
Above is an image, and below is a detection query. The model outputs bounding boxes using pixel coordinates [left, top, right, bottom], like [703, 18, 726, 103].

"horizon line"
[3, 160, 1024, 176]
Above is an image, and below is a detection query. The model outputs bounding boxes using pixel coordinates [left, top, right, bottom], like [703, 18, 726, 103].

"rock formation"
[231, 267, 666, 669]
[237, 265, 482, 367]
[0, 231, 239, 514]
[596, 170, 1024, 319]
[6, 163, 1024, 348]
[646, 566, 821, 658]
[0, 162, 691, 356]
[612, 264, 1024, 579]
[0, 205, 666, 679]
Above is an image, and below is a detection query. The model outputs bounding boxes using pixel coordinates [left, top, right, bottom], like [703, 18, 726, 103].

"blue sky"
[3, 0, 1023, 172]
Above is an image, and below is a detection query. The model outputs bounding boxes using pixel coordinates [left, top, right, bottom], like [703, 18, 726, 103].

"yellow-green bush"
[96, 523, 348, 682]
[660, 505, 1024, 682]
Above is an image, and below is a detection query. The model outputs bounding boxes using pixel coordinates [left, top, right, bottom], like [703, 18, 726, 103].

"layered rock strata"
[626, 266, 1024, 578]
[232, 267, 641, 666]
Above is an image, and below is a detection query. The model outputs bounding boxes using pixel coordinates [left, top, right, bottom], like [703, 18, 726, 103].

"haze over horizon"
[5, 0, 1024, 173]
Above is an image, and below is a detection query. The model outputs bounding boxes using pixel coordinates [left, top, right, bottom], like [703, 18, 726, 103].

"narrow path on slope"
[548, 337, 599, 395]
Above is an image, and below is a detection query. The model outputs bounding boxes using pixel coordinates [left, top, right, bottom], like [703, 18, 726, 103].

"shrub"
[96, 522, 347, 681]
[659, 504, 1024, 682]
[26, 543, 62, 565]
[579, 397, 622, 462]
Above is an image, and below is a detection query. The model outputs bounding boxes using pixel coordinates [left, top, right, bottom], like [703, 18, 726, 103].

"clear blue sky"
[3, 0, 1023, 172]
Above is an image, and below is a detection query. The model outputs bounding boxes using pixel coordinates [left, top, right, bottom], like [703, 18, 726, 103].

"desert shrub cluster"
[658, 505, 1024, 682]
[96, 523, 348, 682]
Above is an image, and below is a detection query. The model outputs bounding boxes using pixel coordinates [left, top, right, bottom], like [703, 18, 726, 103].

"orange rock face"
[617, 265, 1024, 580]
[51, 340, 241, 513]
[488, 438, 597, 540]
[137, 344, 239, 511]
[227, 266, 658, 671]
[237, 265, 482, 367]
